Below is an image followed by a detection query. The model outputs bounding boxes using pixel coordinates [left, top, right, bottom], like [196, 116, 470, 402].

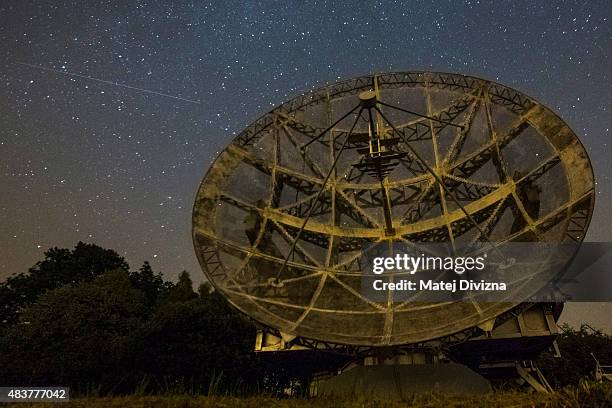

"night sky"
[1, 2, 611, 327]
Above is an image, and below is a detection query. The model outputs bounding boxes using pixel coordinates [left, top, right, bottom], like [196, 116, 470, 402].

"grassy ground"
[6, 382, 611, 408]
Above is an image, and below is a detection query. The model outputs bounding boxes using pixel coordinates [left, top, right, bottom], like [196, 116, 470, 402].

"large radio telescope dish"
[193, 72, 594, 346]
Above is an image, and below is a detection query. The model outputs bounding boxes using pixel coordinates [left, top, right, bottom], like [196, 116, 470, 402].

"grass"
[6, 382, 611, 408]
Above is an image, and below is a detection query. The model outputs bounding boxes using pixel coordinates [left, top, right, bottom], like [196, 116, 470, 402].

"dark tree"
[165, 270, 198, 303]
[0, 242, 128, 325]
[0, 269, 148, 389]
[538, 324, 612, 388]
[129, 261, 168, 307]
[133, 289, 258, 392]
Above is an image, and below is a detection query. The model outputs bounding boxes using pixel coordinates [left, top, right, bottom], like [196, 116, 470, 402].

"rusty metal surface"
[192, 72, 595, 346]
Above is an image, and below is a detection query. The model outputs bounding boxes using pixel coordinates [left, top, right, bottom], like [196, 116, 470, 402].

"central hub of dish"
[359, 90, 378, 107]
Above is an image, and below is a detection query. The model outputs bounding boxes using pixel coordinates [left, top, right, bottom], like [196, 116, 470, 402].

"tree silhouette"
[133, 289, 257, 391]
[129, 261, 167, 307]
[0, 269, 148, 388]
[0, 247, 260, 394]
[0, 242, 128, 325]
[538, 324, 612, 387]
[166, 270, 198, 303]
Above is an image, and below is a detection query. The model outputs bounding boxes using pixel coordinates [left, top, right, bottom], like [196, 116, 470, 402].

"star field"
[1, 0, 611, 316]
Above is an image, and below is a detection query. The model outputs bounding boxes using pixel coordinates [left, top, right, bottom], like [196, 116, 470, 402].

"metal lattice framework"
[192, 72, 594, 346]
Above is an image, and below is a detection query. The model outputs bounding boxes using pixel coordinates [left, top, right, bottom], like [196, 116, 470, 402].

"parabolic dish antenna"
[192, 72, 594, 346]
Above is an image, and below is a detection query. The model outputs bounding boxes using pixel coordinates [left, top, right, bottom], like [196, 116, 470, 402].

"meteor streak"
[16, 62, 201, 105]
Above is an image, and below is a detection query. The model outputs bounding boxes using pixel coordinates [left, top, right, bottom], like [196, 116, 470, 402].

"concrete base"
[312, 363, 491, 398]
